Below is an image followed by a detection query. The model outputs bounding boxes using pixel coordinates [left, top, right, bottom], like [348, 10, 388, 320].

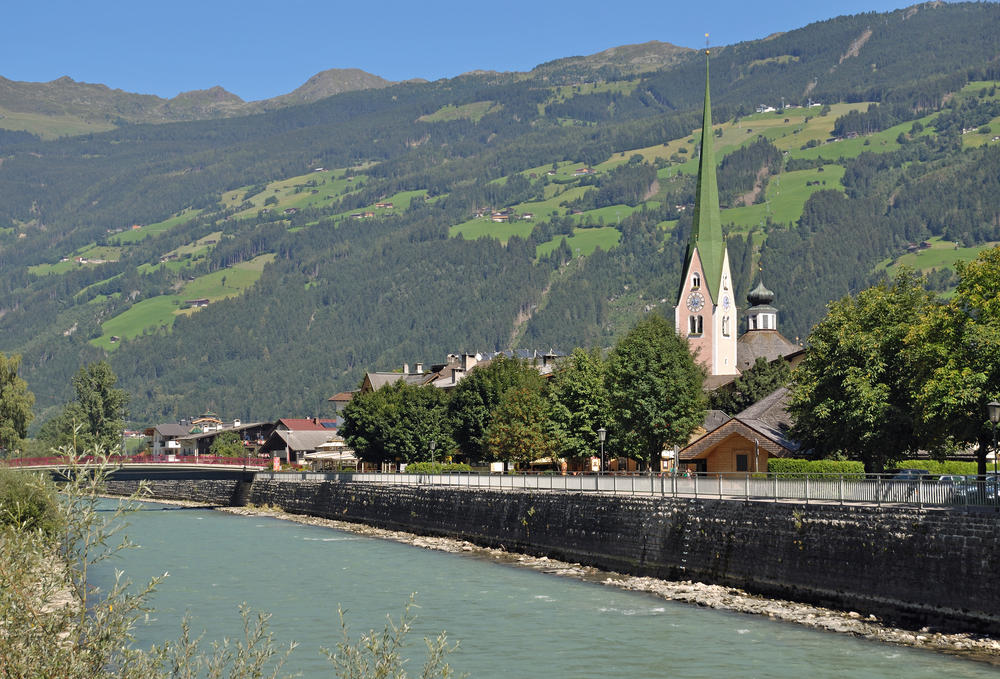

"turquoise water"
[91, 503, 998, 678]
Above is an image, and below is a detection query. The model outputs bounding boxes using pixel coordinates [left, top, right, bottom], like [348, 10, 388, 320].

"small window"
[722, 316, 730, 337]
[736, 454, 749, 472]
[692, 272, 701, 289]
[723, 274, 729, 290]
[749, 316, 757, 330]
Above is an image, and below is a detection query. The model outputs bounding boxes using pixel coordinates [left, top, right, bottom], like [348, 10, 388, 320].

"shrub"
[768, 458, 865, 478]
[0, 466, 63, 536]
[892, 460, 980, 475]
[404, 462, 472, 474]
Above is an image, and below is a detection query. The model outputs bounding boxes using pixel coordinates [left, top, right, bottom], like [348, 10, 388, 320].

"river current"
[91, 502, 998, 678]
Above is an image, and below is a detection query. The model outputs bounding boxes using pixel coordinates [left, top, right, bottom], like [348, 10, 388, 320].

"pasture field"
[110, 209, 203, 244]
[878, 238, 1000, 276]
[223, 169, 365, 220]
[569, 202, 660, 227]
[418, 101, 500, 123]
[535, 226, 621, 259]
[0, 106, 115, 139]
[29, 243, 123, 275]
[90, 254, 274, 350]
[450, 218, 534, 243]
[722, 165, 845, 230]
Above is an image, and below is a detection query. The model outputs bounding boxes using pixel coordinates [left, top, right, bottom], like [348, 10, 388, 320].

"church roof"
[736, 330, 802, 372]
[686, 53, 725, 304]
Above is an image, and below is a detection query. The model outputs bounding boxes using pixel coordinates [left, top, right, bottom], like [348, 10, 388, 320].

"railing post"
[839, 474, 844, 506]
[773, 474, 778, 503]
[805, 476, 810, 504]
[718, 474, 722, 499]
[694, 473, 699, 498]
[917, 478, 923, 509]
[745, 473, 749, 502]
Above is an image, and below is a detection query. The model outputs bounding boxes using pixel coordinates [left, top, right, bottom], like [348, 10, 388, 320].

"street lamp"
[429, 440, 437, 467]
[597, 427, 606, 473]
[987, 401, 1000, 487]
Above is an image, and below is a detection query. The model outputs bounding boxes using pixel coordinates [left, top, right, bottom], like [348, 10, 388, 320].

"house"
[326, 391, 357, 424]
[145, 423, 192, 458]
[521, 213, 534, 220]
[304, 435, 358, 470]
[259, 417, 340, 464]
[677, 388, 798, 474]
[374, 202, 394, 209]
[184, 298, 210, 308]
[178, 420, 272, 456]
[283, 208, 298, 215]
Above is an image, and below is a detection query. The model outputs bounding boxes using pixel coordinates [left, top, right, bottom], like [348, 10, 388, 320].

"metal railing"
[5, 454, 272, 468]
[254, 470, 1000, 509]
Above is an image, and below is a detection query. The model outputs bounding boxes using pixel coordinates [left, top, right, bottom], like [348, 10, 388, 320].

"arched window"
[722, 316, 730, 337]
[689, 315, 703, 335]
[691, 272, 701, 289]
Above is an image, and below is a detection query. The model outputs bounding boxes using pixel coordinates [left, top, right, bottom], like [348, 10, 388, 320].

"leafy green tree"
[548, 348, 611, 461]
[342, 382, 454, 466]
[484, 387, 561, 468]
[710, 357, 791, 415]
[605, 314, 706, 469]
[208, 431, 245, 458]
[788, 271, 933, 472]
[66, 361, 130, 453]
[906, 248, 1000, 475]
[448, 356, 545, 457]
[0, 352, 34, 457]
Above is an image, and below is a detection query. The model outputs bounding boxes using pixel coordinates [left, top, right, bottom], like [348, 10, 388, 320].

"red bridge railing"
[5, 454, 272, 468]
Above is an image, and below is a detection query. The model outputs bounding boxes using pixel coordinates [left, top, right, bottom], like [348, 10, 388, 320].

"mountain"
[1, 1, 999, 427]
[0, 67, 397, 132]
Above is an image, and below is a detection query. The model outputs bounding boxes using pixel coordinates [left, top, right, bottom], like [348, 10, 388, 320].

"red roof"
[327, 391, 355, 402]
[278, 418, 337, 431]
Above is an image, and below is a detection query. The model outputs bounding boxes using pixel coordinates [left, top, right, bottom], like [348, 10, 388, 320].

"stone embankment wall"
[104, 470, 252, 506]
[110, 475, 1000, 633]
[247, 479, 1000, 634]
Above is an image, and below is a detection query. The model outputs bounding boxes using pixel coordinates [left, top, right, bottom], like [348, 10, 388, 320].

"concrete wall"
[108, 475, 1000, 633]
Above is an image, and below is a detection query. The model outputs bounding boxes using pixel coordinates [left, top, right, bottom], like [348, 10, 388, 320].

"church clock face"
[722, 295, 731, 311]
[686, 291, 705, 312]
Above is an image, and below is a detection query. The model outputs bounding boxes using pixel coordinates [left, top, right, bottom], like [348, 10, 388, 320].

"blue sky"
[4, 1, 933, 101]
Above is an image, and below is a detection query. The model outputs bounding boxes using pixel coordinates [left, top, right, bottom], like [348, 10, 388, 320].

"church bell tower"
[675, 44, 739, 377]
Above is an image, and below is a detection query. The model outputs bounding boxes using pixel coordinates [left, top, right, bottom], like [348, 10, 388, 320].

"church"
[670, 49, 803, 474]
[674, 50, 801, 389]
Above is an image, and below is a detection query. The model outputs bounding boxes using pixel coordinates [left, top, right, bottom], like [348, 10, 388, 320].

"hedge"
[403, 462, 473, 474]
[891, 460, 981, 475]
[768, 459, 865, 478]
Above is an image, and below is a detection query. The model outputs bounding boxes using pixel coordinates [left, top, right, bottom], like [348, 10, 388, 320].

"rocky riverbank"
[216, 503, 1000, 665]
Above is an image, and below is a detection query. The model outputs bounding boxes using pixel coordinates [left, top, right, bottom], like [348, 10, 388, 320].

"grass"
[878, 237, 1000, 276]
[451, 219, 535, 243]
[110, 209, 203, 244]
[29, 243, 123, 275]
[0, 105, 116, 139]
[222, 169, 366, 220]
[722, 165, 845, 230]
[418, 101, 500, 123]
[535, 226, 621, 259]
[90, 254, 274, 350]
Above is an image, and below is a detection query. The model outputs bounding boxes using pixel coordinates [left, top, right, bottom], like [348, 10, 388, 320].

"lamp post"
[429, 440, 437, 467]
[987, 402, 1000, 502]
[597, 427, 606, 474]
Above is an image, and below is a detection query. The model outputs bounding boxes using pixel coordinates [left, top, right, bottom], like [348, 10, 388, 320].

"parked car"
[882, 469, 931, 502]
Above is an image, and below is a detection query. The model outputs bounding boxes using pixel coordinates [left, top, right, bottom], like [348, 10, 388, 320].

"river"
[91, 502, 998, 678]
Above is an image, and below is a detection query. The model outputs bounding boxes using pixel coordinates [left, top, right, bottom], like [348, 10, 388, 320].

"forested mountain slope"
[1, 2, 999, 425]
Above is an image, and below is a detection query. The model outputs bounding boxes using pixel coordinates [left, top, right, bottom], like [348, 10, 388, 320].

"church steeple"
[687, 47, 724, 304]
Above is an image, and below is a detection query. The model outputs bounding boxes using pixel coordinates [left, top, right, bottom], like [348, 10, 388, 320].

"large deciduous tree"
[788, 271, 932, 472]
[341, 382, 454, 466]
[484, 387, 561, 468]
[906, 248, 1000, 475]
[548, 348, 611, 462]
[710, 356, 791, 416]
[448, 356, 545, 457]
[605, 314, 706, 469]
[0, 353, 34, 456]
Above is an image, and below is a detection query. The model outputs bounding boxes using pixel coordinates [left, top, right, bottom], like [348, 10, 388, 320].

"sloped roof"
[153, 423, 191, 438]
[679, 417, 796, 460]
[327, 391, 356, 403]
[735, 386, 799, 452]
[736, 330, 802, 372]
[265, 429, 339, 452]
[278, 418, 337, 431]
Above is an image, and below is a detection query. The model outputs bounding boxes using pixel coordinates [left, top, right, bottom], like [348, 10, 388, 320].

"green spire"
[687, 50, 725, 304]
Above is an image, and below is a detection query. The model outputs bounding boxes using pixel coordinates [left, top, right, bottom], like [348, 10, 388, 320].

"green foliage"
[0, 466, 63, 536]
[342, 382, 455, 465]
[710, 357, 791, 415]
[789, 271, 933, 472]
[906, 246, 1000, 475]
[892, 460, 979, 475]
[484, 386, 561, 467]
[404, 461, 473, 474]
[548, 348, 610, 460]
[605, 314, 706, 468]
[0, 352, 34, 456]
[767, 458, 865, 478]
[209, 430, 245, 457]
[448, 356, 545, 457]
[64, 361, 130, 452]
